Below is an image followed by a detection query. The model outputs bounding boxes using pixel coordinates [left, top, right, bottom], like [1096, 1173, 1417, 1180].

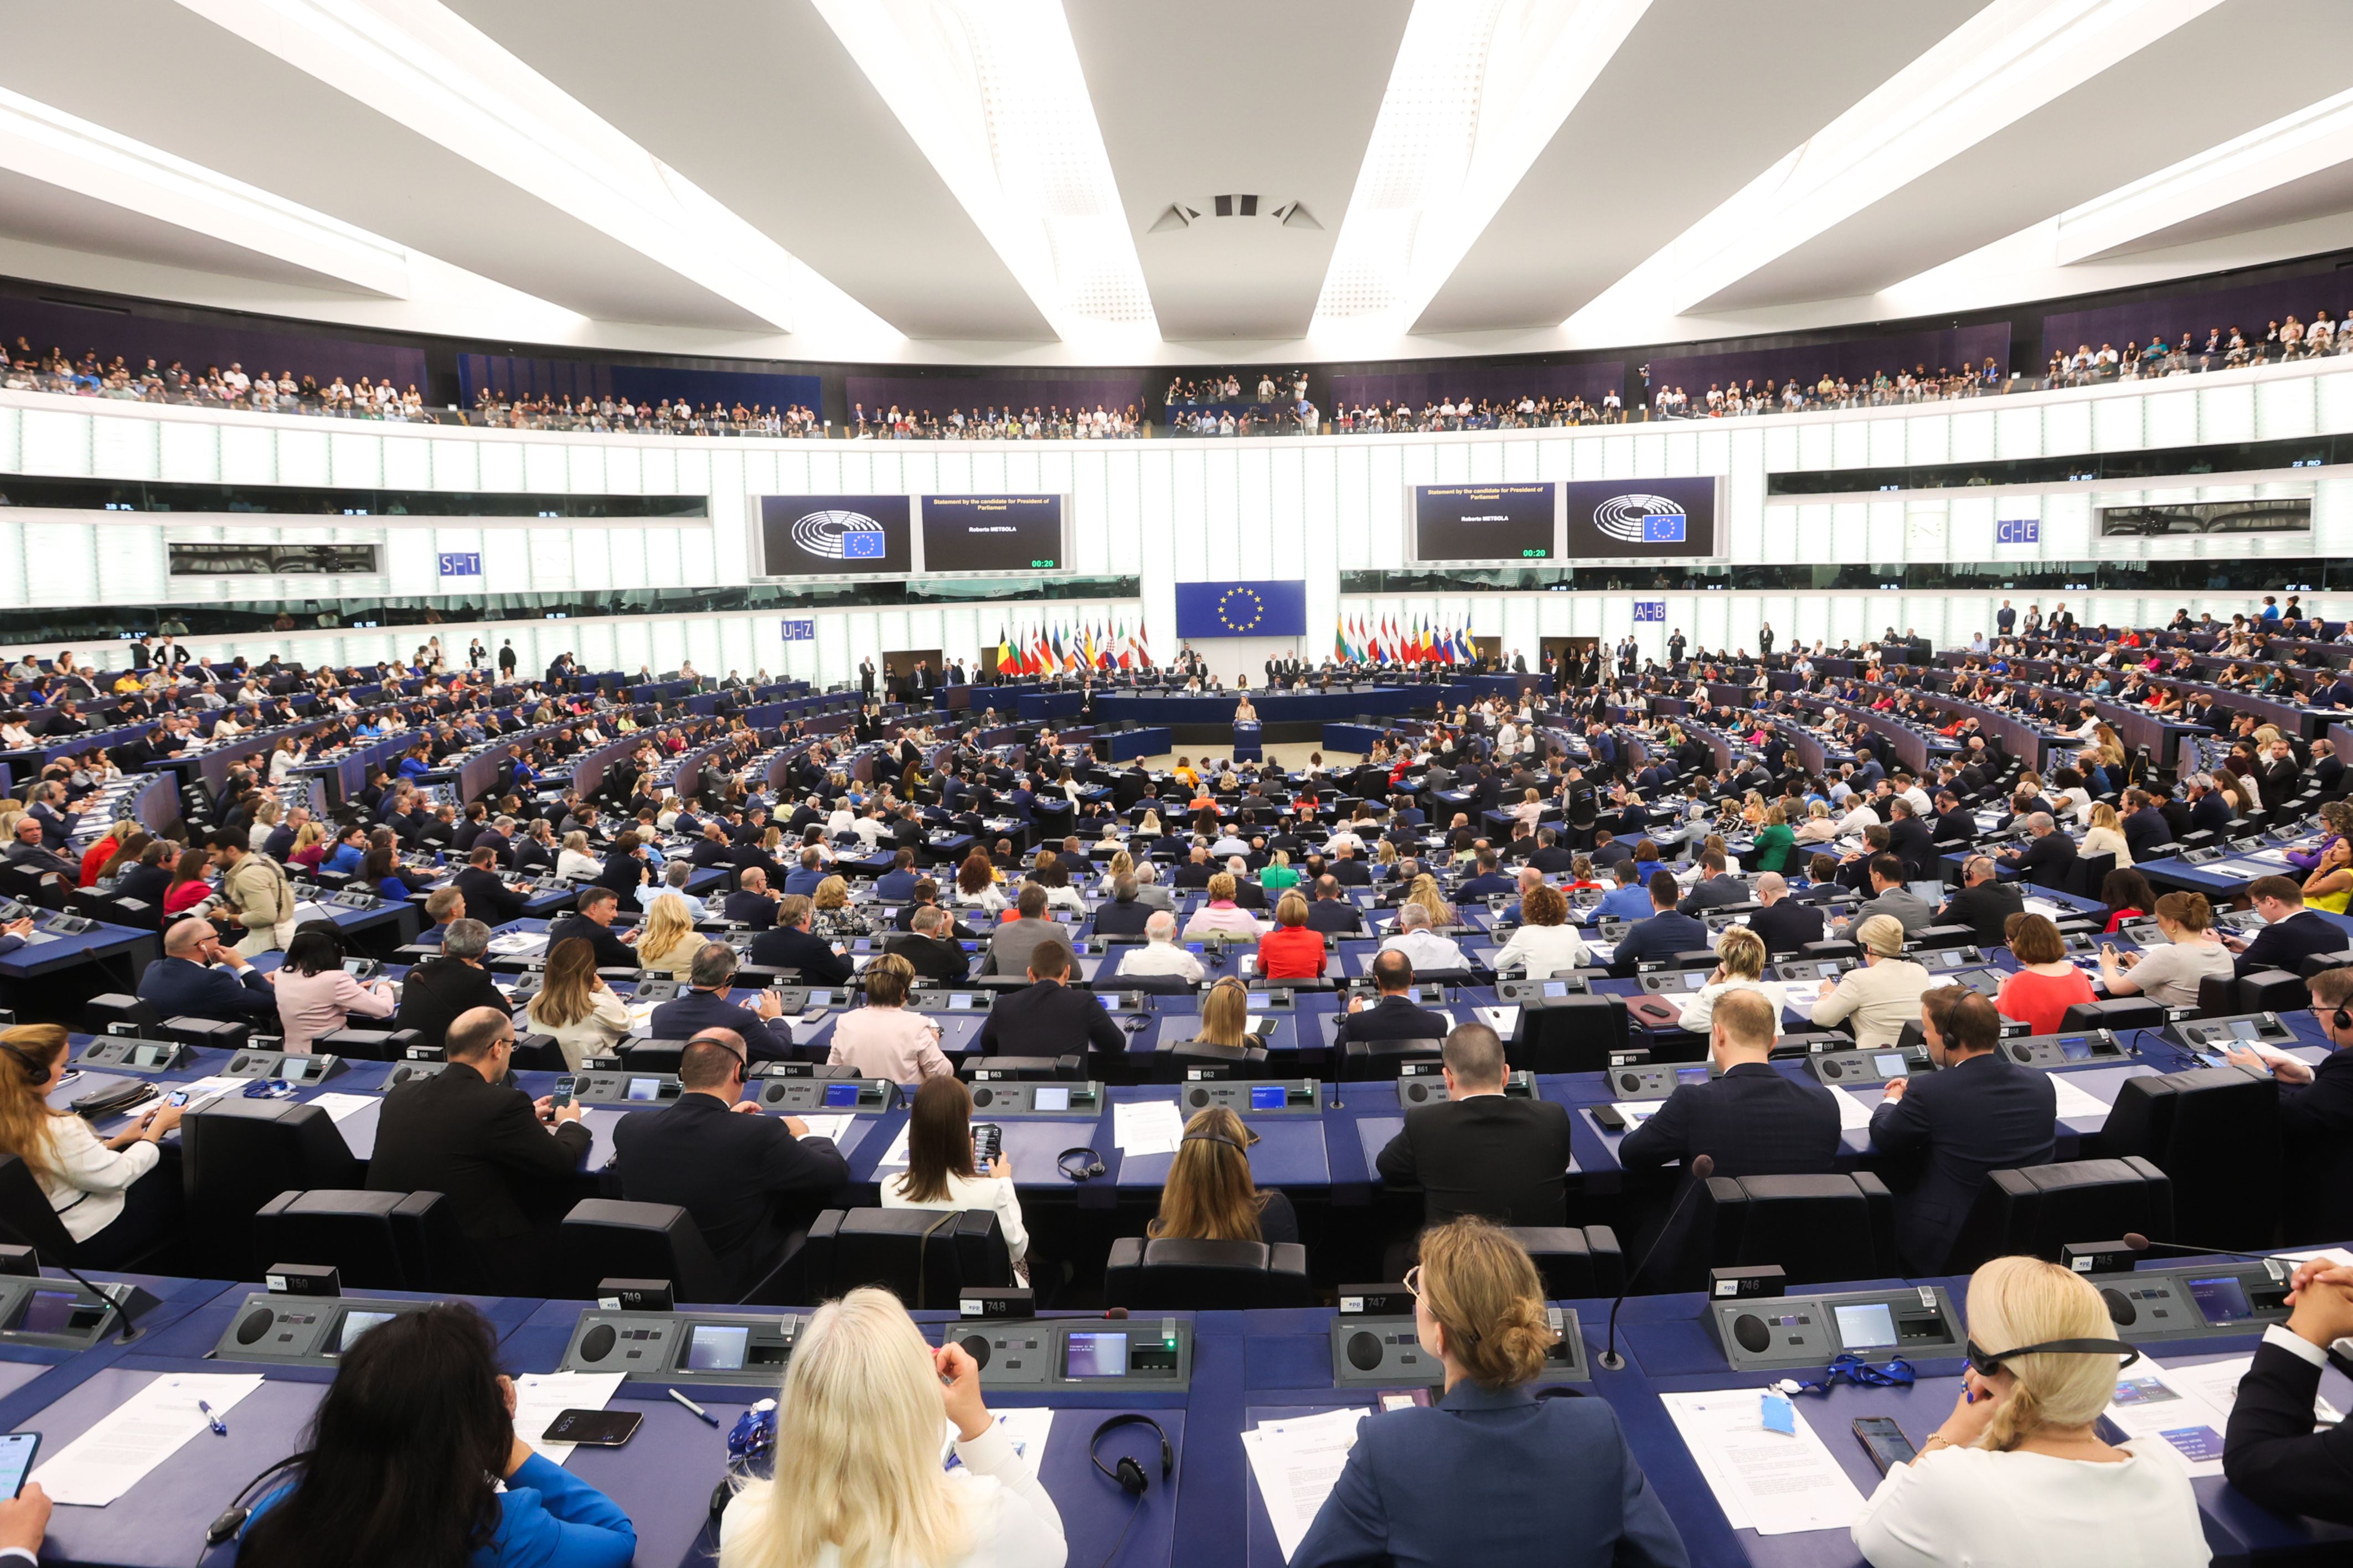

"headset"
[1057, 1146, 1106, 1182]
[1963, 1336, 2140, 1378]
[201, 1452, 312, 1556]
[1090, 1411, 1173, 1497]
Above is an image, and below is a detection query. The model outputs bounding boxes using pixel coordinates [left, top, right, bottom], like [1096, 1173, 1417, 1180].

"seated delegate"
[0, 1023, 185, 1267]
[2223, 1256, 2353, 1524]
[879, 1077, 1030, 1285]
[1149, 1104, 1298, 1246]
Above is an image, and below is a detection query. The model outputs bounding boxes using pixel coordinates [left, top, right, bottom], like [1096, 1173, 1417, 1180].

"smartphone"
[0, 1433, 38, 1498]
[971, 1121, 1003, 1166]
[1591, 1105, 1628, 1131]
[167, 1090, 190, 1108]
[1853, 1416, 1917, 1474]
[541, 1409, 641, 1447]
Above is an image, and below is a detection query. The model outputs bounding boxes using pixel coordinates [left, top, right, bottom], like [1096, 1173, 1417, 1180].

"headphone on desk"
[1090, 1412, 1173, 1497]
[1058, 1146, 1106, 1182]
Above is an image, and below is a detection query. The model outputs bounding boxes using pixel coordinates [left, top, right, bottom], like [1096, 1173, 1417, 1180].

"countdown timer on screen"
[920, 494, 1065, 573]
[1412, 483, 1557, 562]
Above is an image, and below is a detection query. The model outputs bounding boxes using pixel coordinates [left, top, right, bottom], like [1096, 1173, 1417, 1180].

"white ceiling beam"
[0, 85, 411, 296]
[1307, 0, 1652, 346]
[171, 0, 900, 345]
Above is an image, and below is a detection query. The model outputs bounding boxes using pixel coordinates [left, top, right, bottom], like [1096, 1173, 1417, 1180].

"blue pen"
[198, 1398, 228, 1436]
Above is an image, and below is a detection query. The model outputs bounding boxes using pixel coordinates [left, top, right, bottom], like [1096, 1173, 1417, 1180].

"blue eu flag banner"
[1174, 580, 1309, 639]
[1642, 514, 1686, 544]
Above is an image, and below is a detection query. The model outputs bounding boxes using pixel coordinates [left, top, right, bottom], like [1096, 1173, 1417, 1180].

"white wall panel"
[91, 413, 157, 481]
[18, 410, 89, 476]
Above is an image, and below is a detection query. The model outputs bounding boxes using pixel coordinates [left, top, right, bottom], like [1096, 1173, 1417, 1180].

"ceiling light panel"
[1308, 0, 1653, 345]
[814, 0, 1157, 345]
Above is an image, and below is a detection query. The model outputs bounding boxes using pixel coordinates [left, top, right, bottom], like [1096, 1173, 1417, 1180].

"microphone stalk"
[1599, 1153, 1713, 1372]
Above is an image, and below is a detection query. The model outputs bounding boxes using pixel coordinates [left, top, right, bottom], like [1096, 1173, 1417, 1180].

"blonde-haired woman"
[0, 1024, 184, 1265]
[1097, 849, 1136, 897]
[1851, 1256, 2202, 1568]
[525, 936, 630, 1070]
[1291, 1217, 1683, 1568]
[556, 831, 600, 882]
[634, 893, 702, 981]
[1676, 925, 1786, 1037]
[1181, 872, 1259, 939]
[2080, 801, 2132, 869]
[1403, 872, 1455, 931]
[718, 1287, 1064, 1568]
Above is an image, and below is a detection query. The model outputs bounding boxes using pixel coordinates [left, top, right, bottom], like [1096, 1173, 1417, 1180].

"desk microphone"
[1598, 1153, 1711, 1372]
[2120, 1232, 2300, 1266]
[0, 1212, 143, 1343]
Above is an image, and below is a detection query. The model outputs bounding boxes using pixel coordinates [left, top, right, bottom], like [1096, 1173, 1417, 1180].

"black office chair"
[2195, 974, 2238, 1018]
[0, 1153, 120, 1269]
[252, 1189, 475, 1292]
[2101, 1066, 2281, 1251]
[314, 1027, 420, 1063]
[1799, 939, 1861, 964]
[161, 1016, 250, 1053]
[1946, 1157, 2173, 1272]
[2237, 970, 2310, 1013]
[2057, 997, 2166, 1033]
[1340, 1036, 1443, 1081]
[1693, 1172, 1897, 1288]
[1151, 1039, 1271, 1083]
[1909, 925, 1977, 951]
[1102, 1236, 1314, 1310]
[2064, 852, 2116, 901]
[1501, 1225, 1624, 1300]
[797, 1208, 1012, 1311]
[81, 995, 162, 1035]
[554, 1199, 731, 1306]
[957, 1055, 1081, 1081]
[1107, 972, 1200, 998]
[182, 1100, 367, 1279]
[2298, 949, 2353, 979]
[1509, 995, 1629, 1074]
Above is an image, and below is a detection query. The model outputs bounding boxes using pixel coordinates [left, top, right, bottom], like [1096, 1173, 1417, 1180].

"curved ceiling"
[0, 0, 2349, 367]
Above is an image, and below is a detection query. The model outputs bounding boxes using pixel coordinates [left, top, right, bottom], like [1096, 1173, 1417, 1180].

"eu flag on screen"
[1643, 515, 1686, 543]
[1174, 579, 1309, 639]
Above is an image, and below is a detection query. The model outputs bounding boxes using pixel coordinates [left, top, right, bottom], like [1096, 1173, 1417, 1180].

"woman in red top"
[161, 845, 216, 919]
[1255, 892, 1326, 980]
[1993, 912, 2098, 1035]
[77, 821, 137, 887]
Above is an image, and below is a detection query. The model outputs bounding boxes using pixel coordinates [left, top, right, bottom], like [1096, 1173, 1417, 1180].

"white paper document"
[2163, 1355, 2342, 1427]
[487, 931, 549, 956]
[2104, 1358, 2232, 1476]
[874, 1125, 912, 1171]
[1241, 1406, 1367, 1562]
[172, 1074, 248, 1108]
[943, 1406, 1053, 1470]
[1583, 940, 1617, 964]
[1113, 1099, 1188, 1156]
[306, 1091, 376, 1125]
[510, 1371, 626, 1466]
[32, 1373, 266, 1505]
[1608, 1102, 1664, 1130]
[1474, 1006, 1522, 1038]
[1831, 1087, 1881, 1131]
[796, 1114, 855, 1145]
[1658, 1388, 1869, 1535]
[2048, 1074, 2113, 1122]
[1778, 979, 1827, 1011]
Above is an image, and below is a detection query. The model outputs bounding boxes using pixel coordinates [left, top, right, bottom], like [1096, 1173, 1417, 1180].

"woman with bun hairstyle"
[2096, 891, 2232, 1009]
[1292, 1217, 1686, 1568]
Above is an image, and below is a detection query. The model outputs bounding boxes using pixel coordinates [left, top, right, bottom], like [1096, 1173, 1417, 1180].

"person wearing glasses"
[1851, 1256, 2202, 1567]
[1291, 1217, 1686, 1568]
[2225, 964, 2353, 1241]
[366, 1006, 589, 1295]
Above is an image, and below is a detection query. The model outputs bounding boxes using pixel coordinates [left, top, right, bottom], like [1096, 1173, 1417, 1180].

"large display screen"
[1562, 475, 1720, 560]
[1412, 483, 1557, 562]
[757, 494, 913, 577]
[921, 494, 1065, 573]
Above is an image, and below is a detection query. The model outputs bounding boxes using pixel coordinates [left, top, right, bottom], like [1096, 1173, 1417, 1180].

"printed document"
[306, 1091, 375, 1125]
[2104, 1358, 2231, 1476]
[1831, 1087, 1880, 1131]
[1242, 1406, 1367, 1561]
[32, 1373, 266, 1505]
[1113, 1099, 1187, 1156]
[796, 1114, 855, 1145]
[943, 1407, 1053, 1470]
[510, 1371, 625, 1466]
[1658, 1388, 1868, 1535]
[2047, 1075, 2112, 1122]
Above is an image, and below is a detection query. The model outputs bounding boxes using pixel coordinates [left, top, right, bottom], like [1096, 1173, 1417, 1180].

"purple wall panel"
[1, 296, 427, 390]
[1329, 361, 1623, 408]
[2042, 273, 2353, 359]
[844, 376, 1145, 417]
[1644, 324, 2011, 397]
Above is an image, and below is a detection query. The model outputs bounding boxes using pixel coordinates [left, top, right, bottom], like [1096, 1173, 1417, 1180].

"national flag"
[1031, 624, 1052, 674]
[996, 626, 1014, 674]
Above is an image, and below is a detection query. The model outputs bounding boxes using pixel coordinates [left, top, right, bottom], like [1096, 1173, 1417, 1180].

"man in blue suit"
[137, 918, 279, 1027]
[1576, 860, 1653, 927]
[1608, 871, 1710, 976]
[873, 848, 923, 902]
[647, 943, 797, 1062]
[1868, 986, 2055, 1273]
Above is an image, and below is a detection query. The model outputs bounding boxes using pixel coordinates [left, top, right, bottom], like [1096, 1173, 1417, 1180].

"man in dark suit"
[452, 846, 527, 927]
[1884, 798, 1936, 880]
[1611, 871, 1711, 975]
[1304, 876, 1365, 936]
[649, 942, 797, 1060]
[1375, 1022, 1575, 1225]
[1333, 950, 1448, 1046]
[366, 1005, 590, 1293]
[747, 894, 855, 983]
[1329, 843, 1374, 887]
[874, 847, 923, 902]
[136, 918, 278, 1027]
[2228, 877, 2347, 977]
[1619, 988, 1841, 1285]
[390, 919, 509, 1048]
[1868, 988, 2055, 1273]
[1935, 855, 2024, 948]
[2188, 774, 2236, 835]
[611, 1031, 849, 1297]
[1674, 849, 1745, 916]
[976, 939, 1124, 1060]
[884, 903, 969, 984]
[1526, 826, 1576, 874]
[2222, 1254, 2353, 1525]
[546, 887, 638, 968]
[1090, 878, 1155, 938]
[1745, 872, 1824, 954]
[1928, 788, 1976, 847]
[1457, 850, 1515, 901]
[721, 867, 780, 929]
[2227, 962, 2353, 1240]
[1999, 812, 2077, 889]
[1172, 846, 1215, 891]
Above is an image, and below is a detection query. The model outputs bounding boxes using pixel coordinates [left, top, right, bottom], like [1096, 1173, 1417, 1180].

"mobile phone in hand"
[972, 1121, 1003, 1166]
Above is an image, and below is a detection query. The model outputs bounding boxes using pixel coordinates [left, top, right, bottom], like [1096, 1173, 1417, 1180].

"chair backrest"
[2237, 969, 2310, 1014]
[1696, 1172, 1896, 1288]
[161, 1016, 250, 1053]
[314, 1028, 416, 1063]
[1112, 971, 1199, 998]
[0, 1154, 78, 1262]
[2066, 851, 2115, 899]
[555, 1199, 731, 1305]
[956, 1055, 1081, 1082]
[1949, 1157, 2174, 1271]
[2100, 1067, 2281, 1250]
[81, 994, 161, 1034]
[2195, 973, 2238, 1018]
[1510, 996, 1629, 1074]
[183, 1100, 365, 1279]
[2058, 997, 2167, 1034]
[1340, 1037, 1443, 1081]
[252, 1188, 474, 1292]
[1102, 1235, 1315, 1310]
[800, 1208, 1012, 1310]
[1500, 1225, 1624, 1300]
[1150, 1040, 1271, 1084]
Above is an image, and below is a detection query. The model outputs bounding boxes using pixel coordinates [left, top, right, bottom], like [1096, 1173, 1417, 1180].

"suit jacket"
[884, 932, 969, 984]
[1938, 882, 2024, 947]
[612, 1093, 849, 1296]
[1620, 1063, 1841, 1284]
[1304, 898, 1365, 936]
[2237, 909, 2346, 978]
[983, 916, 1064, 979]
[135, 956, 278, 1027]
[390, 956, 511, 1049]
[1611, 910, 1711, 974]
[1747, 899, 1825, 954]
[1867, 1050, 2056, 1272]
[2122, 809, 2174, 862]
[647, 990, 796, 1060]
[721, 889, 778, 929]
[453, 866, 526, 926]
[2278, 1046, 2353, 1239]
[747, 924, 853, 983]
[2011, 831, 2077, 888]
[1375, 1094, 1577, 1226]
[365, 1062, 591, 1293]
[546, 913, 635, 970]
[1886, 816, 1936, 878]
[1675, 876, 1747, 917]
[1091, 899, 1155, 938]
[977, 981, 1125, 1059]
[1332, 994, 1450, 1046]
[2221, 1336, 2353, 1524]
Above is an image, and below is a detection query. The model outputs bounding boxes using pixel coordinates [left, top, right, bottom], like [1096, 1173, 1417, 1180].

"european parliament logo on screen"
[758, 494, 912, 577]
[791, 508, 889, 560]
[1593, 493, 1687, 546]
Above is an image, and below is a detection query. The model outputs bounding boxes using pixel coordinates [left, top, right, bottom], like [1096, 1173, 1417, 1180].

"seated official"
[977, 939, 1125, 1060]
[2226, 875, 2346, 976]
[452, 846, 527, 925]
[136, 917, 278, 1028]
[238, 1303, 636, 1568]
[366, 1007, 592, 1295]
[1292, 1217, 1686, 1568]
[1937, 855, 2024, 949]
[272, 927, 396, 1053]
[633, 893, 703, 981]
[747, 894, 855, 984]
[827, 954, 951, 1082]
[1611, 871, 1710, 974]
[2097, 891, 2230, 1008]
[391, 918, 509, 1050]
[1491, 882, 1588, 978]
[2223, 1257, 2353, 1525]
[721, 867, 780, 930]
[0, 1023, 185, 1267]
[1810, 914, 1934, 1049]
[1117, 910, 1206, 983]
[1335, 950, 1449, 1046]
[874, 847, 923, 902]
[545, 887, 638, 970]
[1674, 848, 1745, 915]
[2226, 962, 2353, 1240]
[1304, 875, 1365, 935]
[1868, 988, 2056, 1275]
[1150, 1103, 1299, 1245]
[1182, 871, 1262, 940]
[523, 938, 630, 1070]
[650, 943, 797, 1062]
[1178, 975, 1258, 1055]
[611, 1032, 848, 1298]
[1675, 925, 1787, 1038]
[1091, 874, 1155, 938]
[1379, 901, 1469, 972]
[983, 884, 1064, 977]
[1256, 892, 1327, 980]
[1998, 812, 2078, 889]
[1746, 871, 1825, 954]
[1851, 1257, 2201, 1568]
[1840, 853, 1934, 936]
[879, 1076, 1029, 1284]
[1993, 913, 2097, 1035]
[716, 1288, 1064, 1568]
[885, 904, 971, 984]
[1575, 860, 1654, 927]
[1376, 1023, 1575, 1227]
[1625, 987, 1838, 1182]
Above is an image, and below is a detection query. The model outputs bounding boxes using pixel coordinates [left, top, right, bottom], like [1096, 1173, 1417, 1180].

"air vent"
[1148, 199, 1319, 232]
